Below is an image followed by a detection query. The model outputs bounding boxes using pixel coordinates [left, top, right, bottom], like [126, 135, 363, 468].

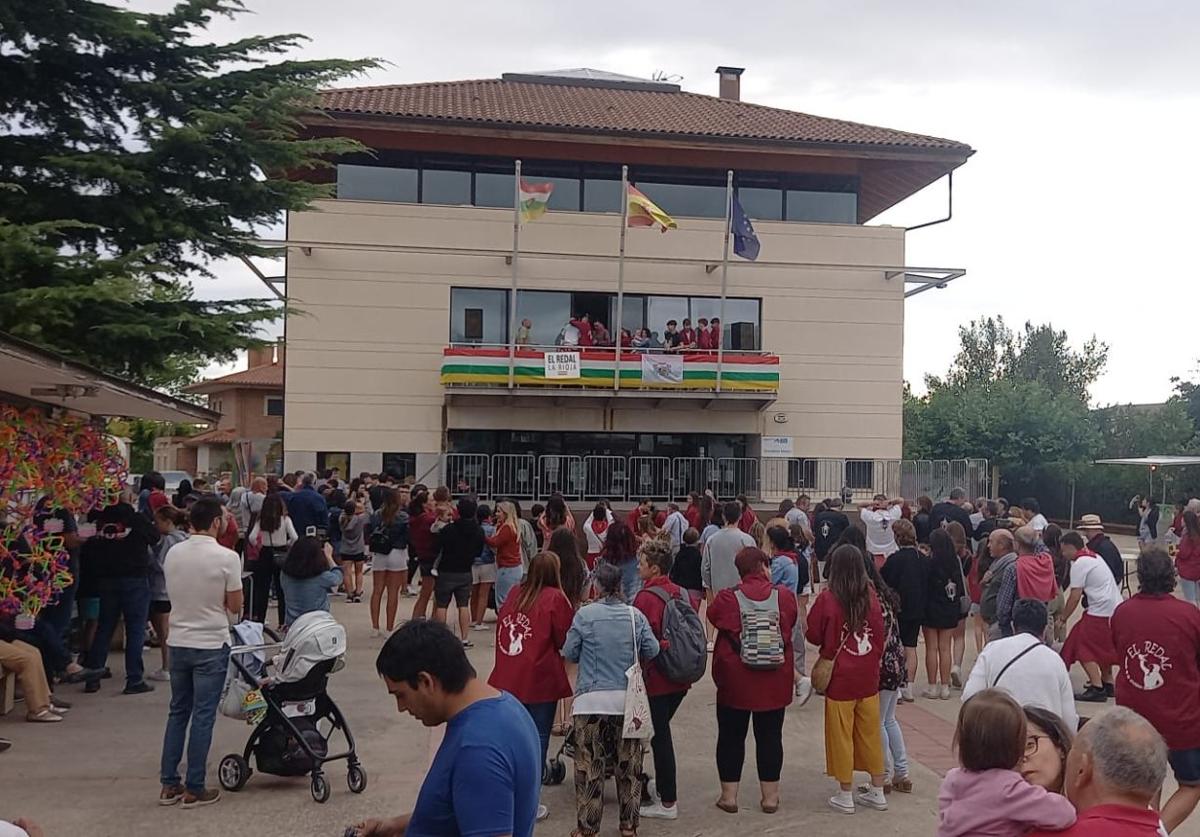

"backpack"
[879, 600, 906, 691]
[368, 515, 394, 555]
[732, 589, 785, 670]
[645, 587, 708, 685]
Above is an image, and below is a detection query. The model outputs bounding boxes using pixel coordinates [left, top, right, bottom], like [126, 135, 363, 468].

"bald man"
[980, 528, 1017, 640]
[1028, 707, 1167, 836]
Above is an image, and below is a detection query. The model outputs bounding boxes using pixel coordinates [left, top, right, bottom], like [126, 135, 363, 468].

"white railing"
[538, 455, 585, 501]
[627, 456, 672, 502]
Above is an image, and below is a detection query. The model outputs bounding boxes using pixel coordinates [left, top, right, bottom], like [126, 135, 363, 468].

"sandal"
[27, 708, 63, 723]
[715, 799, 738, 814]
[891, 776, 913, 793]
[760, 799, 779, 814]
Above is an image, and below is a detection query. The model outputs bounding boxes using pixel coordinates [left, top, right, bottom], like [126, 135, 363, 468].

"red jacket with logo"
[1111, 592, 1200, 750]
[805, 588, 885, 702]
[487, 585, 574, 704]
[632, 575, 691, 697]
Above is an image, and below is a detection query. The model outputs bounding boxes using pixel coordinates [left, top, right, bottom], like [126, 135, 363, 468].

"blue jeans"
[523, 700, 557, 777]
[84, 576, 150, 688]
[880, 688, 909, 780]
[1182, 578, 1199, 605]
[618, 558, 642, 600]
[161, 645, 231, 793]
[495, 565, 524, 610]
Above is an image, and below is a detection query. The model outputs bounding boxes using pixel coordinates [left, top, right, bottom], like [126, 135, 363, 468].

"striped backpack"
[733, 589, 785, 670]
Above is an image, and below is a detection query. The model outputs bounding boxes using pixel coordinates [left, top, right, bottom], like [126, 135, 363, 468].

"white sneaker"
[829, 791, 855, 814]
[921, 686, 939, 699]
[536, 804, 549, 822]
[472, 623, 491, 632]
[939, 684, 952, 700]
[640, 801, 678, 820]
[369, 628, 383, 638]
[855, 788, 888, 811]
[795, 676, 814, 706]
[950, 665, 962, 689]
[148, 668, 170, 682]
[900, 685, 914, 702]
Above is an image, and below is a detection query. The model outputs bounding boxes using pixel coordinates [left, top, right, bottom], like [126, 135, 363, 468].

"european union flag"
[731, 193, 760, 261]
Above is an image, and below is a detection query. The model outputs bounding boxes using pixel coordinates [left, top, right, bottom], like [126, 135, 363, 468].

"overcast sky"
[142, 0, 1200, 405]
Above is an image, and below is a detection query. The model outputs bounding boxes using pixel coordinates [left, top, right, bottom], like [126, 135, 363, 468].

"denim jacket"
[563, 598, 660, 695]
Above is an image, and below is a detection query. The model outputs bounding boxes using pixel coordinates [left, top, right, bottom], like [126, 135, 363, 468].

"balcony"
[440, 345, 779, 409]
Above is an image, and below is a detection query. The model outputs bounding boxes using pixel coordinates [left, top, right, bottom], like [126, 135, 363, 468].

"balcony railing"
[440, 344, 779, 393]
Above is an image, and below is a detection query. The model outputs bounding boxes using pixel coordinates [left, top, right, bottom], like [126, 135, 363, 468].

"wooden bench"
[0, 664, 15, 715]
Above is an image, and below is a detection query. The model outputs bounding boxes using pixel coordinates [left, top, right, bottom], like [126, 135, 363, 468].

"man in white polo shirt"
[159, 497, 244, 809]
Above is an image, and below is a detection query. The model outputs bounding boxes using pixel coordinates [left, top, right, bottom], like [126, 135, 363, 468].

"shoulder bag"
[621, 606, 655, 740]
[812, 629, 849, 696]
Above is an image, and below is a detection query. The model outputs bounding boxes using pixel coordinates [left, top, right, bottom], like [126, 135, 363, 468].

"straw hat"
[1077, 514, 1104, 531]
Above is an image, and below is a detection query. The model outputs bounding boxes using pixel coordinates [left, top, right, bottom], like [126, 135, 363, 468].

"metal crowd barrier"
[538, 455, 584, 501]
[431, 453, 988, 504]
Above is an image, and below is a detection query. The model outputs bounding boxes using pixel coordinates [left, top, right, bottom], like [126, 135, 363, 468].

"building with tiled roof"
[277, 67, 973, 497]
[156, 344, 284, 477]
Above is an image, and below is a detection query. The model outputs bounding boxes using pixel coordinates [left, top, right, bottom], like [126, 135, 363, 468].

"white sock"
[833, 790, 854, 806]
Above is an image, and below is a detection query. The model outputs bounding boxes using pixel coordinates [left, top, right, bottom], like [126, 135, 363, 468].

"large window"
[448, 430, 752, 459]
[452, 288, 762, 349]
[450, 288, 508, 344]
[382, 453, 417, 481]
[334, 153, 860, 224]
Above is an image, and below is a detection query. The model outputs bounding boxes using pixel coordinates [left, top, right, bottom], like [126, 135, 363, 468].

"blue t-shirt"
[407, 691, 540, 837]
[770, 555, 799, 592]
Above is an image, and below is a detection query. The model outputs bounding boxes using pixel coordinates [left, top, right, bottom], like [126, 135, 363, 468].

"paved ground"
[6, 534, 1200, 836]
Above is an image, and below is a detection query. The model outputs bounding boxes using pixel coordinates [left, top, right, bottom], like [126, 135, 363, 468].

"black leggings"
[250, 549, 285, 625]
[646, 691, 686, 804]
[715, 704, 785, 783]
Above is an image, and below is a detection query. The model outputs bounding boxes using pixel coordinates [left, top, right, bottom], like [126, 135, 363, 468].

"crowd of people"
[8, 470, 1200, 837]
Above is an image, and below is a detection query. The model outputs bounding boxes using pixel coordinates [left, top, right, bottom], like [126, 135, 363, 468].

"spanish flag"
[627, 185, 677, 232]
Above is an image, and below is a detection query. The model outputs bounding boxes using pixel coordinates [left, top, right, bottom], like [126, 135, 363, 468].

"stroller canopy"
[273, 611, 347, 684]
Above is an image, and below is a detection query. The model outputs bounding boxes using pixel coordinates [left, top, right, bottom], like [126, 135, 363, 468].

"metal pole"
[716, 169, 733, 393]
[507, 160, 522, 389]
[613, 165, 629, 393]
[1069, 477, 1076, 529]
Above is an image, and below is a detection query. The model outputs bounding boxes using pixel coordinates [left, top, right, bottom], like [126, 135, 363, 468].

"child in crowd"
[669, 527, 704, 610]
[470, 504, 497, 629]
[936, 689, 1076, 837]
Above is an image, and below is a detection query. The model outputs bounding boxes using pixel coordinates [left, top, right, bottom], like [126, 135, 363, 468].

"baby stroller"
[545, 725, 614, 785]
[217, 611, 365, 803]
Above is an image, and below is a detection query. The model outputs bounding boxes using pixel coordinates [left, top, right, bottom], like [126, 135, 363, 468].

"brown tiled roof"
[183, 427, 238, 446]
[184, 363, 282, 393]
[317, 77, 970, 153]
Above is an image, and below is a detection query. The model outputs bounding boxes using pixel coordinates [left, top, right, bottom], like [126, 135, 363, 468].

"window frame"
[264, 395, 284, 417]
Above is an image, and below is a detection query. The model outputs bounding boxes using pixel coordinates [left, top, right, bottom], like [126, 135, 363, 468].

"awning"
[1094, 456, 1200, 467]
[0, 333, 219, 424]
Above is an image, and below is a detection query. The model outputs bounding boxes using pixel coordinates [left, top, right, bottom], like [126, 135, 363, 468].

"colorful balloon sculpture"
[1, 405, 127, 618]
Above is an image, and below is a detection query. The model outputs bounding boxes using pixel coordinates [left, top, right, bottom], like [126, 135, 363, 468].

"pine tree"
[0, 0, 378, 390]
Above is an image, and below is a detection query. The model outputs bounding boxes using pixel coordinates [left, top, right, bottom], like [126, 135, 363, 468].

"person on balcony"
[619, 327, 633, 348]
[570, 314, 594, 347]
[708, 318, 722, 350]
[631, 328, 651, 350]
[516, 318, 532, 346]
[663, 320, 682, 352]
[697, 318, 712, 351]
[592, 320, 612, 347]
[679, 319, 697, 350]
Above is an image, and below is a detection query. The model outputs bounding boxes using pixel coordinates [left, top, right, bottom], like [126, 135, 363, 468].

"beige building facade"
[281, 68, 971, 497]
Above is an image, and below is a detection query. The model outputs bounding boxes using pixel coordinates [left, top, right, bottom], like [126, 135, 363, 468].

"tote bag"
[622, 606, 654, 740]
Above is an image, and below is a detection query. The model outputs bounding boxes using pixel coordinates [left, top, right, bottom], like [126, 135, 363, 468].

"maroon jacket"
[708, 574, 797, 711]
[633, 575, 690, 697]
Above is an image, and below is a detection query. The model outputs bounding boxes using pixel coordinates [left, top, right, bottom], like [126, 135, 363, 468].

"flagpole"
[613, 164, 629, 393]
[507, 159, 522, 389]
[716, 169, 733, 394]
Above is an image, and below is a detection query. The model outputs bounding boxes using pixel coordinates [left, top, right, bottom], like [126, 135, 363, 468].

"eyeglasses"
[1024, 734, 1052, 757]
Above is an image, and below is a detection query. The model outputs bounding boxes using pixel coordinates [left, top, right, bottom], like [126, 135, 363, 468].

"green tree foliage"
[906, 316, 1108, 470]
[0, 0, 378, 390]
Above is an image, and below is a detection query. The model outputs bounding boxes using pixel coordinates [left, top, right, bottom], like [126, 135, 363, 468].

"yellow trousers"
[823, 693, 884, 784]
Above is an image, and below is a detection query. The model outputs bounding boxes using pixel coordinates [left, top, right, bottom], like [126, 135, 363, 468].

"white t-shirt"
[860, 505, 902, 556]
[1029, 513, 1049, 532]
[1070, 554, 1122, 618]
[164, 534, 243, 650]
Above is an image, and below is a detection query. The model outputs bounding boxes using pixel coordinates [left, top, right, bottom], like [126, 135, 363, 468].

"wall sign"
[544, 351, 581, 379]
[762, 436, 794, 457]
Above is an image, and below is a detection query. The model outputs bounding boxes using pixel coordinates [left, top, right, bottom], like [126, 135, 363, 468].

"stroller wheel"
[347, 763, 368, 794]
[310, 772, 331, 804]
[218, 754, 250, 791]
[544, 755, 567, 786]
